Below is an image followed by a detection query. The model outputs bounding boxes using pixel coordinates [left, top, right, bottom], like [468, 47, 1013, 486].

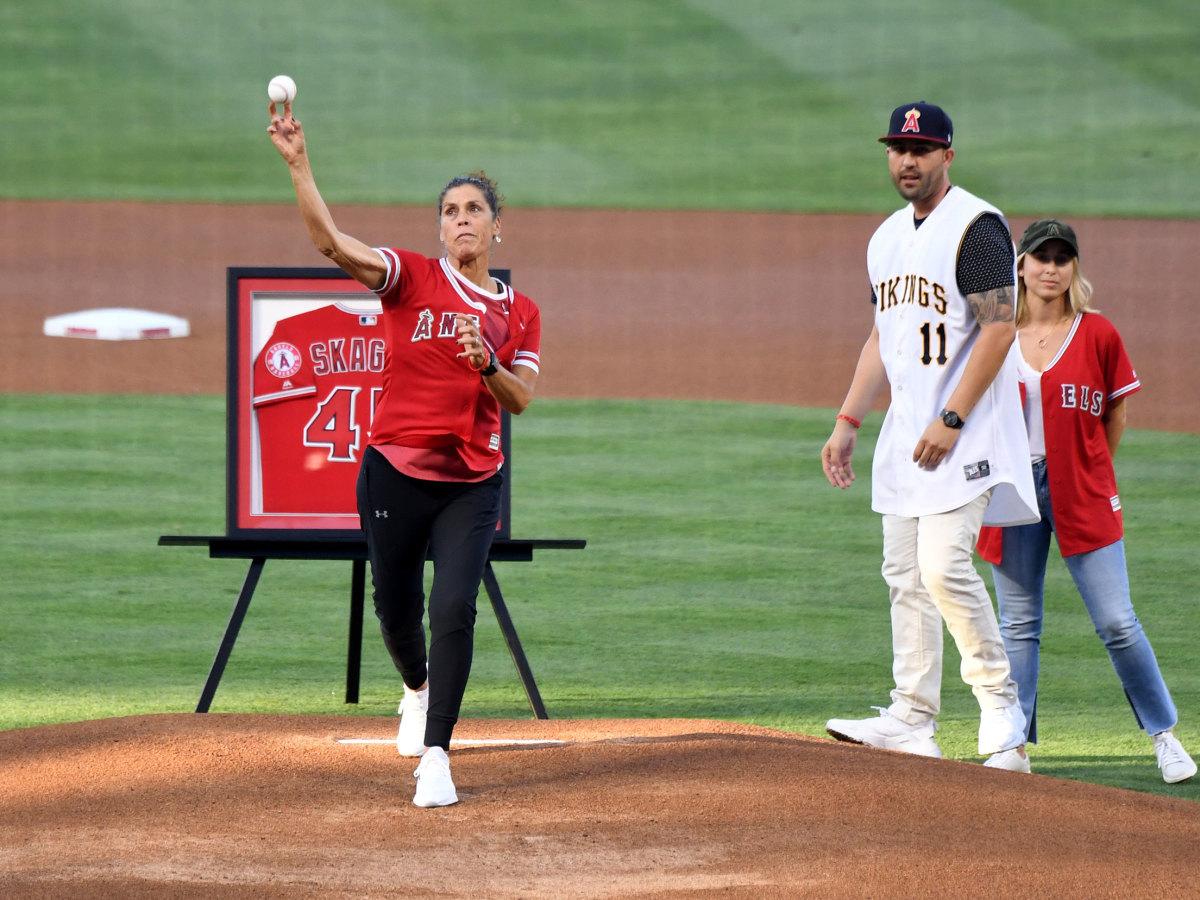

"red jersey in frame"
[251, 302, 385, 516]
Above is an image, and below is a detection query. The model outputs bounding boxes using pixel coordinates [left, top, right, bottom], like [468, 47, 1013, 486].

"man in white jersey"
[820, 102, 1039, 770]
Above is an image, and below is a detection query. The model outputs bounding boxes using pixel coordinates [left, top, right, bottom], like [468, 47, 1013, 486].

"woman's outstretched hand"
[267, 100, 305, 163]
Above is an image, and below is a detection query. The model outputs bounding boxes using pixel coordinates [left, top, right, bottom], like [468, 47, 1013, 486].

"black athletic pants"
[356, 446, 503, 750]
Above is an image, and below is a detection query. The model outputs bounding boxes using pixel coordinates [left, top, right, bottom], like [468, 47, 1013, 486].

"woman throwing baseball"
[268, 97, 542, 807]
[977, 219, 1195, 783]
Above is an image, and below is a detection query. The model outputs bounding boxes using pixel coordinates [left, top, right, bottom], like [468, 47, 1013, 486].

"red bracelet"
[836, 413, 862, 429]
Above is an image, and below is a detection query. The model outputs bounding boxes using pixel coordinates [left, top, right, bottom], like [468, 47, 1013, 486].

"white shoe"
[983, 747, 1031, 773]
[826, 708, 942, 758]
[978, 704, 1027, 755]
[413, 746, 458, 807]
[1153, 731, 1197, 784]
[397, 684, 428, 758]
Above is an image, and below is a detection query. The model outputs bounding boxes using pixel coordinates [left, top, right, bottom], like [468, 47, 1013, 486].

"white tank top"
[1015, 353, 1046, 461]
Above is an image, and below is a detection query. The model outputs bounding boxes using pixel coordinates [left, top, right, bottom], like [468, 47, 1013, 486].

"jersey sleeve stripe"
[513, 350, 540, 373]
[374, 247, 401, 295]
[1109, 380, 1141, 401]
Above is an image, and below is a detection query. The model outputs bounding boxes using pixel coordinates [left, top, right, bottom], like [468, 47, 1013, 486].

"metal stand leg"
[481, 561, 548, 719]
[346, 559, 366, 704]
[196, 557, 265, 713]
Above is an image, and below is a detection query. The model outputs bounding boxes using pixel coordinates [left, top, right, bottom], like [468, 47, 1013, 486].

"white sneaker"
[1153, 731, 1197, 784]
[983, 747, 1031, 773]
[978, 704, 1027, 755]
[826, 708, 941, 758]
[397, 684, 428, 758]
[413, 746, 458, 807]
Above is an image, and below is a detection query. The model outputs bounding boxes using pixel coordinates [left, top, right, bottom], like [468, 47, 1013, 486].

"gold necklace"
[1029, 315, 1071, 349]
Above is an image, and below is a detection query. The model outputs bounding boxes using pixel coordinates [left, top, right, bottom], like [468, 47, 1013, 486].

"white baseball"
[268, 75, 297, 104]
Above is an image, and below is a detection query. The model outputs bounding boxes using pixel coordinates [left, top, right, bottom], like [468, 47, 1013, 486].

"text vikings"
[875, 275, 949, 315]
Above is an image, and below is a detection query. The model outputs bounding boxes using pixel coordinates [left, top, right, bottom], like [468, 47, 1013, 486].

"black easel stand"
[158, 536, 584, 718]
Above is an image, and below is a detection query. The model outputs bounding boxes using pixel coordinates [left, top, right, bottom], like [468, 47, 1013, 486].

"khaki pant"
[881, 491, 1019, 725]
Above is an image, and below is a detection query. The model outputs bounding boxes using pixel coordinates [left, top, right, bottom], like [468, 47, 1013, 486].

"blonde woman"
[977, 219, 1195, 783]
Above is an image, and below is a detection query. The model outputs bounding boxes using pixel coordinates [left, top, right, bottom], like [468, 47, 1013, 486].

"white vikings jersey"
[866, 187, 1037, 526]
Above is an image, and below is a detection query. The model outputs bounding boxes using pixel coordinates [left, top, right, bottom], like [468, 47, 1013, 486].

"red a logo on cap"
[901, 108, 921, 134]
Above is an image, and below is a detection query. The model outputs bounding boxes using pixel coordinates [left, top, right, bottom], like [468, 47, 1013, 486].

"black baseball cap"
[879, 102, 953, 147]
[1017, 218, 1080, 257]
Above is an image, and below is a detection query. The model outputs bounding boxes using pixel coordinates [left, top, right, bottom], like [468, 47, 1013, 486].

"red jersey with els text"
[978, 311, 1139, 561]
[252, 303, 386, 515]
[370, 248, 541, 481]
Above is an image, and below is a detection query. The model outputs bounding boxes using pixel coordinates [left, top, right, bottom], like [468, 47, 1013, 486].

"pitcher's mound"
[2, 714, 1196, 898]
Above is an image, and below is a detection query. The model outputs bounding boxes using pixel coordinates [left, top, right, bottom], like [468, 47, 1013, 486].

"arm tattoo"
[967, 284, 1015, 325]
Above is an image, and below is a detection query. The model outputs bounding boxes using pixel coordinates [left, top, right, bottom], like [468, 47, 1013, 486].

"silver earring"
[494, 235, 502, 244]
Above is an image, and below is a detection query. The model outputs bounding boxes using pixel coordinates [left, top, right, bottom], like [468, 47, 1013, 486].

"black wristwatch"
[480, 352, 498, 377]
[940, 409, 964, 429]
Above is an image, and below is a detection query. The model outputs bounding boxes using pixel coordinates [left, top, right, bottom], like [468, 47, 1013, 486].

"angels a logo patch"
[264, 341, 302, 378]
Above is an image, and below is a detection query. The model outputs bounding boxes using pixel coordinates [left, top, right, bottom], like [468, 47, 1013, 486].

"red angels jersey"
[371, 248, 541, 479]
[252, 303, 386, 515]
[979, 311, 1139, 561]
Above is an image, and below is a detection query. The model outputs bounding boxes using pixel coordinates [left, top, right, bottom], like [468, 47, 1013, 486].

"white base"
[43, 307, 190, 341]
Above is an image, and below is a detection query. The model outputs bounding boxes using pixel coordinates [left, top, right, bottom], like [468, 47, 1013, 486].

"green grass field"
[0, 0, 1197, 215]
[1, 395, 1198, 801]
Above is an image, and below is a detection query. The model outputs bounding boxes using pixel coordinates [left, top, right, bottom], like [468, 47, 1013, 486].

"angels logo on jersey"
[264, 342, 303, 378]
[411, 309, 435, 342]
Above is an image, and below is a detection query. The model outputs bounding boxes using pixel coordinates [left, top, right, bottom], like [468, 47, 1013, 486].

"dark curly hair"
[438, 170, 504, 219]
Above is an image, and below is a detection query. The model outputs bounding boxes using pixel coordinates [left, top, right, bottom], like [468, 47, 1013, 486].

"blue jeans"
[990, 460, 1177, 743]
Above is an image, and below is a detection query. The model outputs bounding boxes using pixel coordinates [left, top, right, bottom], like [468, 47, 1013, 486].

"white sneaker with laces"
[1153, 731, 1197, 784]
[978, 704, 1027, 755]
[826, 707, 941, 758]
[397, 684, 428, 758]
[983, 747, 1031, 773]
[413, 746, 458, 807]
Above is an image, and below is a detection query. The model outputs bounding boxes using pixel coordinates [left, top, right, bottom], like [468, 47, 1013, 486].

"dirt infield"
[2, 201, 1198, 430]
[3, 714, 1199, 899]
[2, 201, 1198, 896]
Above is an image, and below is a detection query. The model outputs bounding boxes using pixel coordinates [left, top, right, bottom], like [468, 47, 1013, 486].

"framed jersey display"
[226, 267, 512, 539]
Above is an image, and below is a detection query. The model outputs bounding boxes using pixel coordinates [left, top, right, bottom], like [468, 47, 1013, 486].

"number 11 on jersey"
[920, 321, 948, 366]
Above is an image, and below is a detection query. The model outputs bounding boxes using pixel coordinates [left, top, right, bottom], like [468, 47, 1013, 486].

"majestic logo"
[264, 342, 302, 378]
[901, 108, 922, 134]
[963, 460, 991, 481]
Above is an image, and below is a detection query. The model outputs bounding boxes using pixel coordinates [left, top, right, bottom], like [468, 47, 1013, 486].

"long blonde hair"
[1015, 251, 1095, 327]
